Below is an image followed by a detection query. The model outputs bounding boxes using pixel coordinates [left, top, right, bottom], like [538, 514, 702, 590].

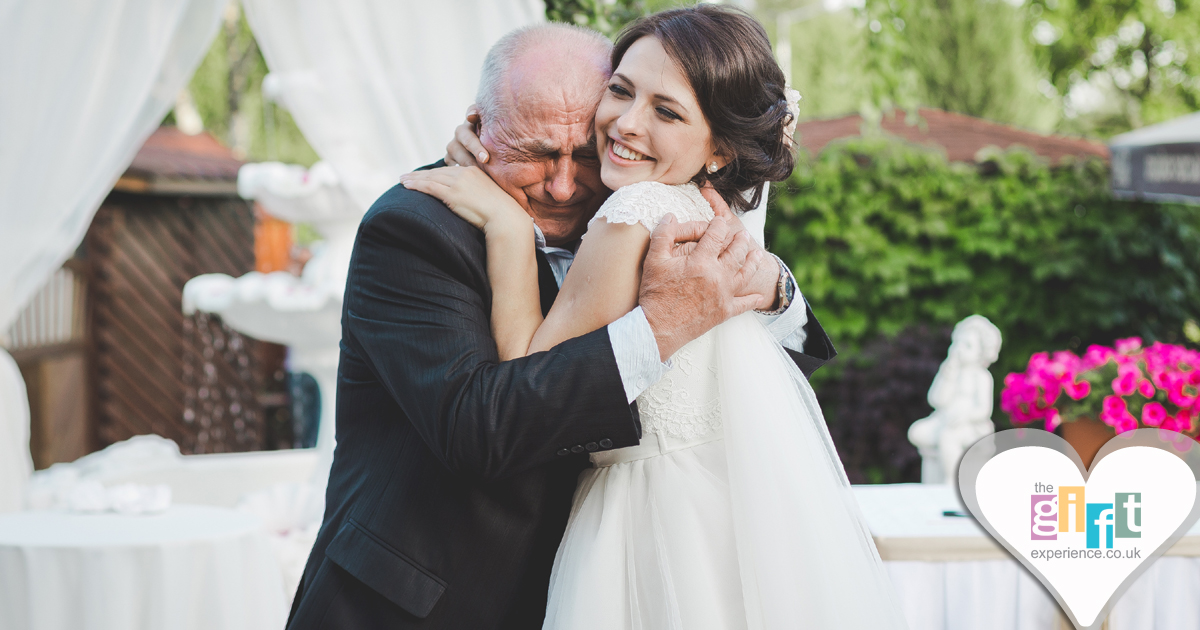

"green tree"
[766, 7, 874, 120]
[169, 3, 318, 166]
[544, 0, 648, 36]
[543, 0, 696, 37]
[1028, 0, 1200, 135]
[861, 0, 1059, 130]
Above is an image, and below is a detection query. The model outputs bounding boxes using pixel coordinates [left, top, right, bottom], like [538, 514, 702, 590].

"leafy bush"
[768, 136, 1200, 457]
[823, 324, 950, 484]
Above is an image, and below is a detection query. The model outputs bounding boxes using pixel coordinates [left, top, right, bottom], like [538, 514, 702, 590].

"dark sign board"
[1110, 112, 1200, 206]
[1112, 143, 1200, 205]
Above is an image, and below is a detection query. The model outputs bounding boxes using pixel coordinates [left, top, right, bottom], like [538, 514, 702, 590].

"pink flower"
[1150, 366, 1172, 390]
[1052, 351, 1082, 375]
[1169, 381, 1198, 409]
[1178, 408, 1196, 433]
[1065, 380, 1092, 400]
[1115, 337, 1143, 354]
[1113, 414, 1138, 433]
[1142, 402, 1167, 427]
[1028, 352, 1051, 372]
[1041, 383, 1062, 407]
[1045, 412, 1063, 432]
[1083, 345, 1115, 369]
[1138, 379, 1156, 398]
[1001, 373, 1042, 423]
[1100, 396, 1128, 426]
[1162, 416, 1184, 432]
[1112, 371, 1138, 397]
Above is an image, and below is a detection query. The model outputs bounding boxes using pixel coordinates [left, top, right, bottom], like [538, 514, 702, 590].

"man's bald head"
[473, 24, 615, 246]
[476, 23, 612, 124]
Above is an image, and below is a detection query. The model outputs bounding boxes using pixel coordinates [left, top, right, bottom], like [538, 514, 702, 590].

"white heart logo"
[959, 428, 1200, 630]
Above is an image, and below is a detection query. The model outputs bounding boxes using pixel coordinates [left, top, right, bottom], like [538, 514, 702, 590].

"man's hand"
[639, 215, 768, 361]
[445, 105, 490, 167]
[698, 185, 781, 312]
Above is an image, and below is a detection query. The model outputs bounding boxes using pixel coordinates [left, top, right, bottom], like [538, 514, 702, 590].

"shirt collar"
[532, 222, 579, 255]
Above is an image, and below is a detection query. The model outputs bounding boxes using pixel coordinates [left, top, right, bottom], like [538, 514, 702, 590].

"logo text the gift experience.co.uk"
[1030, 483, 1144, 558]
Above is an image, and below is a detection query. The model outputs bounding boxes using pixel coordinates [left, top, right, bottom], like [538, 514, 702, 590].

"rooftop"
[795, 108, 1109, 164]
[115, 126, 243, 195]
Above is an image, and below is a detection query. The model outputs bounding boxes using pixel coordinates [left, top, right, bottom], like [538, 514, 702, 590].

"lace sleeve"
[589, 181, 714, 234]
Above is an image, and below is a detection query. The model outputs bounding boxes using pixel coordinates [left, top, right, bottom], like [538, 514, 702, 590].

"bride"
[401, 5, 907, 629]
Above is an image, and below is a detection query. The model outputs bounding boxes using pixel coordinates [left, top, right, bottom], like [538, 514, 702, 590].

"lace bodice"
[588, 181, 715, 233]
[592, 182, 722, 440]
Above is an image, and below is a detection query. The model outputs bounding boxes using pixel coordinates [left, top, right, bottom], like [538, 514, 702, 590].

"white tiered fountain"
[183, 161, 363, 491]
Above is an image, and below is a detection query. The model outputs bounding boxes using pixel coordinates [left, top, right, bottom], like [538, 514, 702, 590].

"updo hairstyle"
[611, 5, 797, 213]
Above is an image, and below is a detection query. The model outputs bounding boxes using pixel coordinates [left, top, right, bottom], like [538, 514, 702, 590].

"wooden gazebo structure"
[6, 127, 290, 468]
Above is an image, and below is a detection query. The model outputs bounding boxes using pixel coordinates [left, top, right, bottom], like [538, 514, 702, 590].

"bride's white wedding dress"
[542, 182, 908, 630]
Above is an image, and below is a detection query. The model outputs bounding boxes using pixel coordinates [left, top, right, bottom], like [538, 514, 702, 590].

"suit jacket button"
[557, 448, 570, 457]
[599, 438, 613, 449]
[585, 442, 598, 452]
[571, 445, 585, 454]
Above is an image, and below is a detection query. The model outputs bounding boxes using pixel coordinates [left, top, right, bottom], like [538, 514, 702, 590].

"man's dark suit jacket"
[285, 179, 836, 629]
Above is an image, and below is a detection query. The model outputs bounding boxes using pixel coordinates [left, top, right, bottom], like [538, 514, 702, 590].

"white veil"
[741, 183, 769, 248]
[716, 314, 909, 629]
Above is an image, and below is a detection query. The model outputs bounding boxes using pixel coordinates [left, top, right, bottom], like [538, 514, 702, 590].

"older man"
[286, 23, 833, 630]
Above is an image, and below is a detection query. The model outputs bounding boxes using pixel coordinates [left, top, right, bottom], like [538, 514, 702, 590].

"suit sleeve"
[785, 301, 836, 379]
[343, 197, 641, 480]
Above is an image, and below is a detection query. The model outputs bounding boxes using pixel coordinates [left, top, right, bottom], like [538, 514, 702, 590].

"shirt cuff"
[608, 306, 672, 403]
[753, 264, 808, 353]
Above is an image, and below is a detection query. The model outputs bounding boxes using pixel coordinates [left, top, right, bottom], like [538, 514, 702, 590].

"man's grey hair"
[476, 22, 612, 123]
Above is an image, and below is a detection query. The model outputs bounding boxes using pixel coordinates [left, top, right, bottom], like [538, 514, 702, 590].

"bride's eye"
[608, 84, 631, 98]
[656, 107, 682, 122]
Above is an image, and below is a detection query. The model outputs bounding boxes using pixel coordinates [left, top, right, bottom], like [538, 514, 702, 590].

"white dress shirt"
[533, 224, 808, 404]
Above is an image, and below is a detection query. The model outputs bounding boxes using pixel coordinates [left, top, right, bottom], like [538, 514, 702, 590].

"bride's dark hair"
[612, 5, 796, 213]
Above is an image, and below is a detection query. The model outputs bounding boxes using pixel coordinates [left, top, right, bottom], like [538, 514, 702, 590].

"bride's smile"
[595, 36, 726, 191]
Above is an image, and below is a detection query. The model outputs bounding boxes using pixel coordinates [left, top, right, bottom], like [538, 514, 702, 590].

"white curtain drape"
[0, 0, 226, 511]
[240, 0, 546, 211]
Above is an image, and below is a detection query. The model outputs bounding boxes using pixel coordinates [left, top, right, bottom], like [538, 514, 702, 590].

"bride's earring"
[707, 161, 719, 174]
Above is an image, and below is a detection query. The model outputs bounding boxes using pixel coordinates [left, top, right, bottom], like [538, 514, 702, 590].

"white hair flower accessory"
[782, 87, 801, 148]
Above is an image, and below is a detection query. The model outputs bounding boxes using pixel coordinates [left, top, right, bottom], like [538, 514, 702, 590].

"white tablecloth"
[0, 504, 287, 630]
[854, 484, 1200, 630]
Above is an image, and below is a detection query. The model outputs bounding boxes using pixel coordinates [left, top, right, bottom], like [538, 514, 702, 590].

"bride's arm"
[398, 166, 650, 359]
[527, 221, 647, 354]
[399, 167, 543, 360]
[482, 217, 543, 360]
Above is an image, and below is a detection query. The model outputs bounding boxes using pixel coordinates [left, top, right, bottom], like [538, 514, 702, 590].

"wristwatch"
[758, 253, 795, 316]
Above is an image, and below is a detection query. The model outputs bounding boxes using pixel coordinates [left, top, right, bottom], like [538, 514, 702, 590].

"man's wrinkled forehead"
[484, 63, 604, 159]
[485, 43, 610, 150]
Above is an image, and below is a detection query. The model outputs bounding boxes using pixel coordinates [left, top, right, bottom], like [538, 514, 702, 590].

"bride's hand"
[444, 105, 489, 167]
[399, 166, 529, 233]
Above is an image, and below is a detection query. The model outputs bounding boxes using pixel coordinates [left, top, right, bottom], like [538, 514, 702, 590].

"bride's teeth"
[613, 143, 646, 161]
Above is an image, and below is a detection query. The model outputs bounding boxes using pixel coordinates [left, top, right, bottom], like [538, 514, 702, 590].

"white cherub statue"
[908, 315, 1002, 484]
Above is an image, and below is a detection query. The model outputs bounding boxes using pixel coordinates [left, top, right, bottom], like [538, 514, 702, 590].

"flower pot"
[1058, 416, 1116, 469]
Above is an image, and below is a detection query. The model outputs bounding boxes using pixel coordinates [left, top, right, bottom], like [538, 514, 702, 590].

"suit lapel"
[535, 249, 559, 317]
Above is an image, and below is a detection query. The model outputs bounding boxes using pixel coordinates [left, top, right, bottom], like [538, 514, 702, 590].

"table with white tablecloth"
[854, 484, 1200, 630]
[0, 504, 288, 630]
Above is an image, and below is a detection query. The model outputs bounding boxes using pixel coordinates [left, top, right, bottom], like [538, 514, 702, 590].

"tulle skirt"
[544, 431, 745, 630]
[542, 313, 909, 630]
